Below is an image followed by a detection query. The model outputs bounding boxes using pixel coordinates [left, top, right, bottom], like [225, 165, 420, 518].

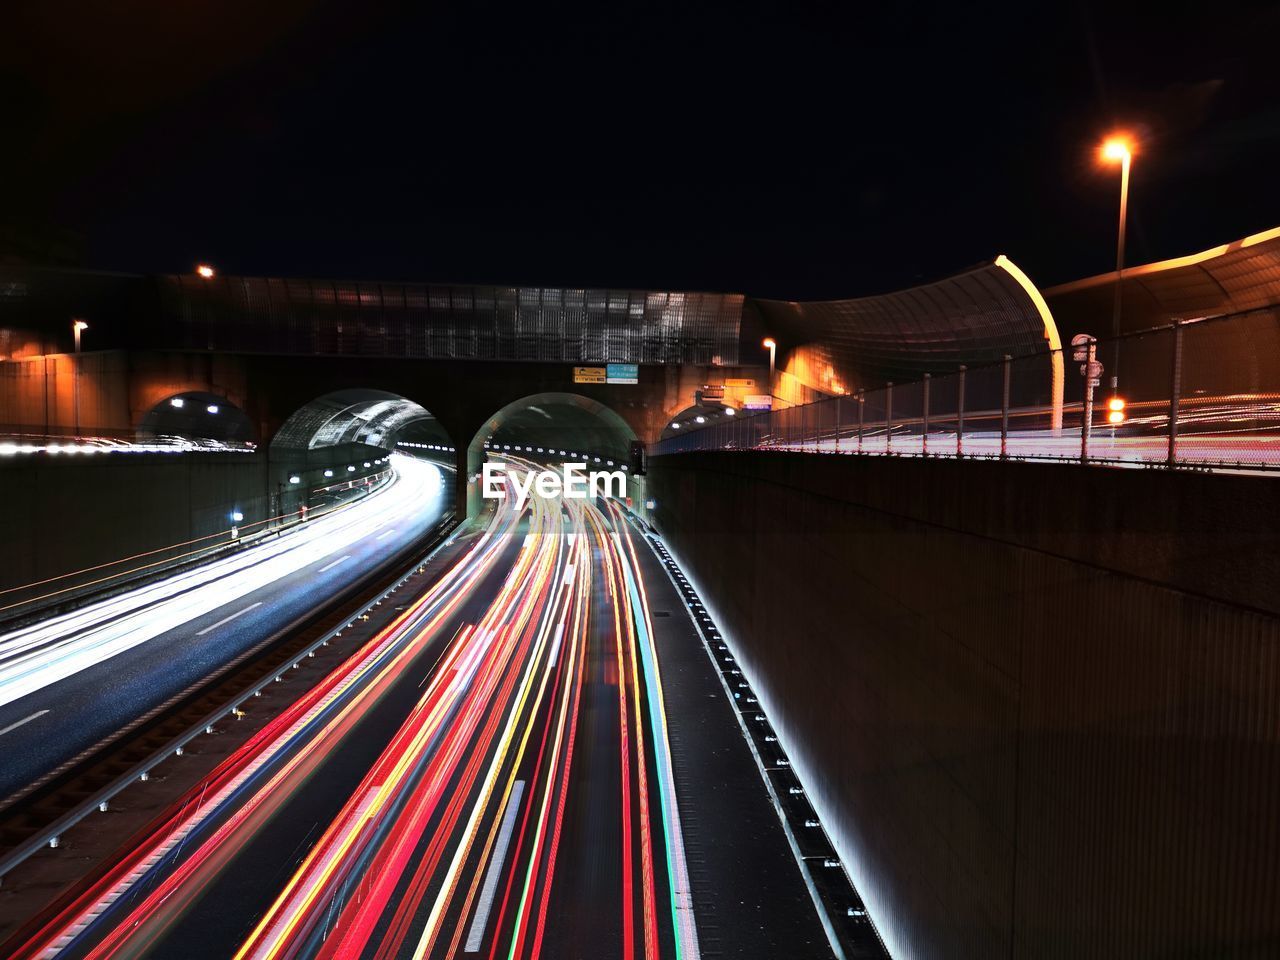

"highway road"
[2, 458, 714, 960]
[0, 455, 450, 800]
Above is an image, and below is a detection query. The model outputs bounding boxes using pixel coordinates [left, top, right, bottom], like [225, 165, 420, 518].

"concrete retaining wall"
[0, 443, 387, 609]
[647, 451, 1280, 960]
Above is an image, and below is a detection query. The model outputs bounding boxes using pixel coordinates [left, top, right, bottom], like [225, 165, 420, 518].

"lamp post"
[1101, 136, 1132, 398]
[762, 337, 777, 402]
[72, 320, 88, 438]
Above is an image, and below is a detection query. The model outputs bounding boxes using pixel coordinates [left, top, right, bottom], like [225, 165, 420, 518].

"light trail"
[0, 455, 442, 709]
[4, 456, 702, 960]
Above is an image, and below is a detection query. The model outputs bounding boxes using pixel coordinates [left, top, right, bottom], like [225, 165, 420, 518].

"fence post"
[957, 365, 966, 458]
[835, 396, 844, 454]
[1081, 338, 1096, 463]
[857, 389, 865, 453]
[1167, 320, 1184, 467]
[922, 373, 931, 457]
[885, 382, 894, 454]
[1000, 355, 1011, 460]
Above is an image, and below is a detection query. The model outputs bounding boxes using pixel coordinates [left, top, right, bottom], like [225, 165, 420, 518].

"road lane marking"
[0, 709, 49, 737]
[195, 602, 263, 636]
[318, 555, 352, 573]
[376, 529, 396, 541]
[465, 780, 526, 953]
[549, 624, 564, 667]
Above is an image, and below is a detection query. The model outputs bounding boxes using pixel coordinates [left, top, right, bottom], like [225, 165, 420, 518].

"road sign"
[606, 363, 639, 384]
[700, 385, 725, 401]
[743, 394, 773, 410]
[1071, 333, 1095, 363]
[724, 378, 754, 388]
[573, 366, 606, 384]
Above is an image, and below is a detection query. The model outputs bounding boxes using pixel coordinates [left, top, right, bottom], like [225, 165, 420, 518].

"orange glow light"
[1107, 410, 1125, 424]
[762, 337, 776, 350]
[196, 264, 216, 279]
[1100, 136, 1133, 164]
[1107, 397, 1125, 412]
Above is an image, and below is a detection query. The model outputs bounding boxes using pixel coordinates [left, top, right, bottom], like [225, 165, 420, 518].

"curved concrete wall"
[647, 452, 1280, 959]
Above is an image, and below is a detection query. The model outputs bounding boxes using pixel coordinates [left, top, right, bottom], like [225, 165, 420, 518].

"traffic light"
[1107, 396, 1126, 424]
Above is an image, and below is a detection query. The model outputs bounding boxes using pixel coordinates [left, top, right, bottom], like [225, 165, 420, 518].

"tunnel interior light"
[230, 510, 244, 522]
[363, 461, 371, 467]
[671, 422, 681, 429]
[170, 397, 185, 409]
[289, 475, 301, 484]
[196, 263, 216, 278]
[347, 465, 356, 472]
[695, 416, 706, 424]
[324, 469, 333, 477]
[207, 404, 220, 414]
[725, 406, 736, 416]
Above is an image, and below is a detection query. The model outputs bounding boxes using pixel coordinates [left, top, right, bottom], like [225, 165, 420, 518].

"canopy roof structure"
[1045, 225, 1280, 339]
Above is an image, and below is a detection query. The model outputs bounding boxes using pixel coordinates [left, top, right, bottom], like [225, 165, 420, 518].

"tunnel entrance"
[138, 391, 256, 447]
[270, 389, 454, 520]
[467, 392, 638, 517]
[659, 402, 739, 441]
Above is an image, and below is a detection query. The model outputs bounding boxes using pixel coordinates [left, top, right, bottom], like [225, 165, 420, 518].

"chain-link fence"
[653, 308, 1280, 472]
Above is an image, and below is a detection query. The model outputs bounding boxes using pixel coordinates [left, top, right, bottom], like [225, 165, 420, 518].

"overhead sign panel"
[606, 363, 639, 385]
[573, 366, 607, 384]
[724, 378, 754, 388]
[742, 394, 773, 410]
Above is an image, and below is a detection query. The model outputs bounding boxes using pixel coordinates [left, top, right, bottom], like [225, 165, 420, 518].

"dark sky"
[4, 1, 1279, 299]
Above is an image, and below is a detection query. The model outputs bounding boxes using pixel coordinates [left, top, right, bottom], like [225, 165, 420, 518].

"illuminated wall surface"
[648, 451, 1280, 960]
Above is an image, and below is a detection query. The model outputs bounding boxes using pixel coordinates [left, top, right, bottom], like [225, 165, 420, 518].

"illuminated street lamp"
[72, 319, 89, 437]
[196, 263, 216, 279]
[1100, 135, 1133, 398]
[762, 337, 777, 398]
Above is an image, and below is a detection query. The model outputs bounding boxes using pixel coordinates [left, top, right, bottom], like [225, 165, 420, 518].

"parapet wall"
[0, 443, 387, 613]
[646, 451, 1280, 959]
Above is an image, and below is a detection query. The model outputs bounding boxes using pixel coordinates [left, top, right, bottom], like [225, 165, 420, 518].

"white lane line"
[318, 555, 352, 573]
[376, 529, 396, 541]
[465, 780, 526, 952]
[549, 624, 565, 667]
[195, 602, 263, 637]
[0, 709, 49, 737]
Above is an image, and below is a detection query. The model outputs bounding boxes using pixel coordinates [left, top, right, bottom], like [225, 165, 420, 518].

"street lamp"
[71, 320, 89, 437]
[1100, 135, 1133, 397]
[762, 337, 777, 398]
[196, 263, 216, 279]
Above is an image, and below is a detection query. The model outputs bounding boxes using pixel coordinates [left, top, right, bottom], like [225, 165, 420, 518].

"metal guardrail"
[654, 308, 1280, 473]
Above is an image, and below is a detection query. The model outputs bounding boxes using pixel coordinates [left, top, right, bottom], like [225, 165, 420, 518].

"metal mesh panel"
[150, 275, 743, 366]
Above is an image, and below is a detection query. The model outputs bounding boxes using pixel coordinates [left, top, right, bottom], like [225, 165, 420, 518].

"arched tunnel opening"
[270, 389, 455, 521]
[138, 391, 257, 447]
[660, 402, 739, 441]
[466, 392, 639, 518]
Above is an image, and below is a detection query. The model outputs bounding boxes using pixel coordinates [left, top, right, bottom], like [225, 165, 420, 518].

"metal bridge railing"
[652, 308, 1280, 473]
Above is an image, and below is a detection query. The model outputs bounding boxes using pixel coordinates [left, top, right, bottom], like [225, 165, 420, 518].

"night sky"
[4, 1, 1279, 299]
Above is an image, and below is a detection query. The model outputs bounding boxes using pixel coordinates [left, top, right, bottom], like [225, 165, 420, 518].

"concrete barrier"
[647, 451, 1280, 959]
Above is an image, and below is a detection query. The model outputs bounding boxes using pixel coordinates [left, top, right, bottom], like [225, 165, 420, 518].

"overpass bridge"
[2, 229, 1280, 960]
